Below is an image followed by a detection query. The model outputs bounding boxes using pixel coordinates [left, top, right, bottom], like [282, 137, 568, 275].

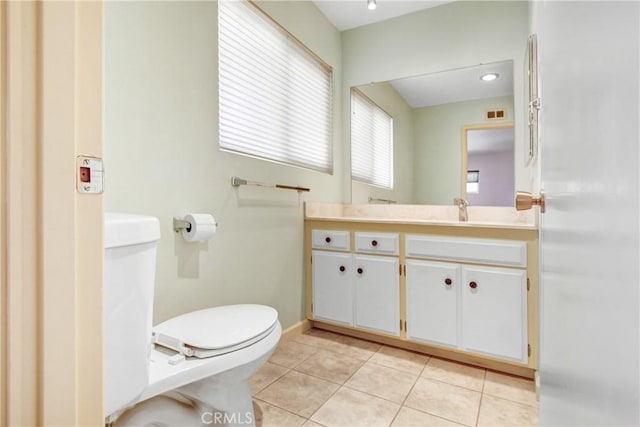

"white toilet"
[104, 213, 281, 426]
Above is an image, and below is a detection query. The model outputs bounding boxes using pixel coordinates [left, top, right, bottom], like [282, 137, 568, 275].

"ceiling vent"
[486, 109, 506, 120]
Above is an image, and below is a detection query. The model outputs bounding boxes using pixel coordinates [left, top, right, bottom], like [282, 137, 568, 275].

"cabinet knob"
[357, 267, 363, 274]
[325, 236, 332, 243]
[339, 265, 345, 272]
[371, 240, 378, 247]
[444, 278, 452, 286]
[469, 281, 478, 289]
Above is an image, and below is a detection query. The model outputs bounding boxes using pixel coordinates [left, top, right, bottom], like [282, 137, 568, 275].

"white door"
[535, 1, 640, 424]
[406, 260, 459, 347]
[312, 251, 354, 326]
[461, 266, 527, 363]
[354, 254, 400, 336]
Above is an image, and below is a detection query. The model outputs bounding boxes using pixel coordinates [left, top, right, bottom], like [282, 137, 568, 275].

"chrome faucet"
[454, 198, 469, 222]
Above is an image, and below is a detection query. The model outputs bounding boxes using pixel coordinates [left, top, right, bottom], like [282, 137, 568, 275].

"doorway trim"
[460, 122, 515, 200]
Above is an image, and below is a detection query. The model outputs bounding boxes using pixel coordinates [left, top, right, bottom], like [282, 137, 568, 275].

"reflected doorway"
[462, 124, 515, 206]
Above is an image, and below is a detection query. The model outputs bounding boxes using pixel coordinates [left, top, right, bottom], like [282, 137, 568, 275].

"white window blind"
[351, 89, 393, 189]
[218, 0, 333, 173]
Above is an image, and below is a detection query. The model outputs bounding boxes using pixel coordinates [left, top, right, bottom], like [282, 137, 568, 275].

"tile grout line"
[297, 331, 375, 424]
[387, 355, 430, 426]
[251, 397, 314, 424]
[398, 359, 486, 427]
[474, 369, 488, 427]
[251, 365, 291, 395]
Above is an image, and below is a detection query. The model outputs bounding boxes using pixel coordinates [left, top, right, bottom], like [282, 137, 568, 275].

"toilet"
[104, 213, 281, 426]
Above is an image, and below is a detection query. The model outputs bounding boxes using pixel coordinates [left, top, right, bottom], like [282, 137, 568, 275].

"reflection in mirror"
[463, 125, 515, 206]
[351, 60, 515, 206]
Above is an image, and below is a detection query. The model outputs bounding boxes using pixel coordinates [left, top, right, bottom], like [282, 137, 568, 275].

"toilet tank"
[104, 213, 160, 418]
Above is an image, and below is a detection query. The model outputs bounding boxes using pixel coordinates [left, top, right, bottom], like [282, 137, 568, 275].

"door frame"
[1, 2, 103, 424]
[460, 122, 515, 200]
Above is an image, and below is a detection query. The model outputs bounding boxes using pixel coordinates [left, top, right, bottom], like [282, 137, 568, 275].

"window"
[467, 170, 479, 194]
[350, 88, 393, 189]
[218, 0, 333, 173]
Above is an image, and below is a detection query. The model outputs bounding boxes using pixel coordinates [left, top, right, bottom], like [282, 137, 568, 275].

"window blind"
[467, 170, 480, 193]
[351, 89, 393, 189]
[218, 0, 333, 173]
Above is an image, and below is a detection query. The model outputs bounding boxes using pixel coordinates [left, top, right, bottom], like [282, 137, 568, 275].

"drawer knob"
[357, 267, 363, 274]
[325, 236, 332, 243]
[339, 265, 345, 272]
[371, 240, 378, 247]
[444, 278, 452, 286]
[469, 281, 478, 289]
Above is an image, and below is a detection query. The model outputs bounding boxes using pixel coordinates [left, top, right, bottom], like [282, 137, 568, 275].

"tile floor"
[250, 328, 537, 427]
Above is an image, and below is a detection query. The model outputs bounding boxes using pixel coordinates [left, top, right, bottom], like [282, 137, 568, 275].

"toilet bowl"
[105, 213, 281, 426]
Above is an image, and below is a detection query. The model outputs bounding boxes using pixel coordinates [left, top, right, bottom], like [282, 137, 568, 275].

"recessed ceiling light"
[367, 0, 377, 11]
[480, 73, 500, 82]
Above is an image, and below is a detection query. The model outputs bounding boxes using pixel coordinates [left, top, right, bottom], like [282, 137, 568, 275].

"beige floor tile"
[421, 358, 486, 391]
[296, 329, 380, 361]
[253, 399, 307, 427]
[483, 371, 538, 407]
[310, 387, 400, 427]
[294, 329, 345, 348]
[256, 371, 339, 418]
[295, 349, 364, 384]
[391, 406, 463, 426]
[369, 346, 429, 375]
[404, 378, 481, 426]
[251, 362, 289, 394]
[269, 340, 317, 368]
[302, 421, 325, 427]
[345, 362, 418, 404]
[477, 394, 538, 427]
[333, 334, 382, 360]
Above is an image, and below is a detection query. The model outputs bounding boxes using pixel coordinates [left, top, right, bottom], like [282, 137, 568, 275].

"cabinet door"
[312, 251, 354, 325]
[461, 266, 527, 362]
[406, 260, 460, 347]
[354, 255, 400, 336]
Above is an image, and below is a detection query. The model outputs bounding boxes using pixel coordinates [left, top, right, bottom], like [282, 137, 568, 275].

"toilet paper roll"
[181, 213, 217, 242]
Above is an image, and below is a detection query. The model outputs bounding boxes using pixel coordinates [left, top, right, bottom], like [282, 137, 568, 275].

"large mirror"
[350, 60, 515, 206]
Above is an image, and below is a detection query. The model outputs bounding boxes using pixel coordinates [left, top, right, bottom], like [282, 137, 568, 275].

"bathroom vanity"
[304, 202, 539, 378]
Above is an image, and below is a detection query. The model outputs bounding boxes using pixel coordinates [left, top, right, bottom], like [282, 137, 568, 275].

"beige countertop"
[304, 202, 538, 231]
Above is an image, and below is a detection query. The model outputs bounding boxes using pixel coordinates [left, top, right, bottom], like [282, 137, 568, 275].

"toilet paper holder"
[173, 217, 192, 233]
[173, 216, 219, 233]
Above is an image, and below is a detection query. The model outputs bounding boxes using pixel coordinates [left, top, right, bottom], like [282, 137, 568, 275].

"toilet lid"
[152, 304, 278, 358]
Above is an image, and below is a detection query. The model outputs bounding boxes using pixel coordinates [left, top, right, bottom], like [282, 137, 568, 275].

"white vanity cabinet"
[306, 220, 539, 379]
[405, 234, 529, 364]
[461, 265, 527, 362]
[406, 260, 460, 347]
[354, 254, 399, 336]
[310, 230, 400, 336]
[311, 250, 354, 326]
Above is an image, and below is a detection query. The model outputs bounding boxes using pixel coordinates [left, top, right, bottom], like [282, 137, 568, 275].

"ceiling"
[389, 60, 514, 108]
[312, 0, 454, 31]
[314, 1, 513, 108]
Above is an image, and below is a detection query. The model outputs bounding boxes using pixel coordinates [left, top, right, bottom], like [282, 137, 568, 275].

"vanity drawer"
[312, 230, 350, 251]
[355, 232, 399, 255]
[406, 235, 527, 267]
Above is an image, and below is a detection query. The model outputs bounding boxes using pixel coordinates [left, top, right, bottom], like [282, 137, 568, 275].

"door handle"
[515, 191, 545, 213]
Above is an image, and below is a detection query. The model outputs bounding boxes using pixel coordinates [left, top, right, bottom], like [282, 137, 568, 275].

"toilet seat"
[152, 304, 278, 358]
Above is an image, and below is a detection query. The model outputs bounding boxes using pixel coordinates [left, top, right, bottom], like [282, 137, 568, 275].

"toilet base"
[110, 320, 280, 427]
[114, 395, 203, 427]
[180, 378, 255, 427]
[114, 390, 256, 427]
